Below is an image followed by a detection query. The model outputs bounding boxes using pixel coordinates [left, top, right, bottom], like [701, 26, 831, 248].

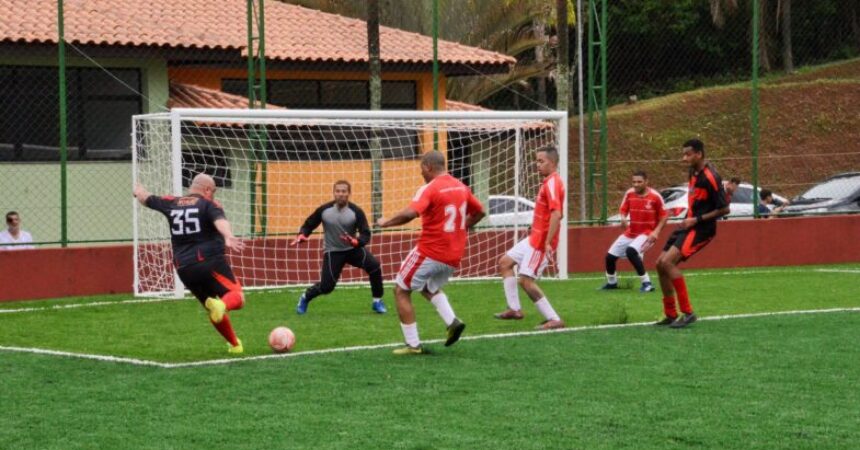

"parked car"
[783, 172, 860, 215]
[486, 195, 535, 227]
[607, 183, 788, 223]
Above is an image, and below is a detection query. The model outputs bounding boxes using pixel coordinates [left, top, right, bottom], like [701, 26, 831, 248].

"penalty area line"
[3, 307, 856, 369]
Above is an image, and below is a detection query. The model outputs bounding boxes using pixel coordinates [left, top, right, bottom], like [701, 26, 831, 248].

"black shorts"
[663, 228, 715, 261]
[176, 257, 240, 303]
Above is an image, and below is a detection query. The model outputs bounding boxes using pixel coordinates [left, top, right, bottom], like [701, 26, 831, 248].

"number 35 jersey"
[145, 193, 227, 267]
[409, 174, 484, 268]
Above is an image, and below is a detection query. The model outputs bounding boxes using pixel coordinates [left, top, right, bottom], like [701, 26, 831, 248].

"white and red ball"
[268, 326, 296, 353]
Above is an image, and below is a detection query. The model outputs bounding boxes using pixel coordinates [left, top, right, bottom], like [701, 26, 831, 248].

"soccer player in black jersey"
[134, 174, 247, 353]
[290, 180, 386, 315]
[655, 139, 730, 328]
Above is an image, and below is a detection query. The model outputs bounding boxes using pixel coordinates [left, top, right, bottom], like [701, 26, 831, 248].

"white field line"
[1, 307, 858, 369]
[0, 345, 168, 368]
[0, 266, 849, 315]
[814, 268, 860, 274]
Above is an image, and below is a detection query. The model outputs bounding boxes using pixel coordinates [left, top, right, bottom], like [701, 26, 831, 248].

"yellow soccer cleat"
[392, 345, 427, 355]
[227, 339, 243, 355]
[205, 297, 226, 324]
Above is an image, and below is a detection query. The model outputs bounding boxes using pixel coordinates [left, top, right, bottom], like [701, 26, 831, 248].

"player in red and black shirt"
[656, 139, 730, 328]
[134, 173, 248, 354]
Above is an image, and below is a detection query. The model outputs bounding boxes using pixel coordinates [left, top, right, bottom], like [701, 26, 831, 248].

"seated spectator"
[758, 189, 789, 219]
[0, 211, 34, 250]
[721, 177, 741, 220]
[724, 177, 741, 203]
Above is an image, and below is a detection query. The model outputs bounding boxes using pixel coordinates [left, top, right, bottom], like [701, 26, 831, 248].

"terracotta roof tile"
[445, 100, 492, 112]
[1, 1, 514, 70]
[168, 82, 283, 110]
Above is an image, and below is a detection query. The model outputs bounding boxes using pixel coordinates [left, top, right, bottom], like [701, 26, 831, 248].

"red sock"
[662, 296, 678, 319]
[222, 290, 244, 311]
[672, 276, 693, 315]
[211, 314, 239, 346]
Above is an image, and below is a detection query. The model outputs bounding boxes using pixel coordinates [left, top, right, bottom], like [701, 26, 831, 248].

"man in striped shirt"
[600, 170, 668, 293]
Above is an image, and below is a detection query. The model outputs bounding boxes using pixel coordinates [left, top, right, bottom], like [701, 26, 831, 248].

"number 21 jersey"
[410, 174, 484, 268]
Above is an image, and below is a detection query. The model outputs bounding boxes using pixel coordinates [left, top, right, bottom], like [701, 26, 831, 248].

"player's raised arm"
[376, 207, 418, 228]
[352, 205, 372, 247]
[464, 193, 485, 229]
[215, 218, 246, 252]
[291, 204, 326, 245]
[133, 183, 151, 207]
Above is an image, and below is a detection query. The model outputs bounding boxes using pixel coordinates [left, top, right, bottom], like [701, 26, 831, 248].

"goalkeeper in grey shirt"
[291, 180, 386, 315]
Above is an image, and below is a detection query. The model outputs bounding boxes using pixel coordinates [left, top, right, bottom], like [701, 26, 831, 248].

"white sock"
[606, 272, 618, 284]
[373, 297, 383, 303]
[430, 292, 456, 326]
[400, 322, 420, 348]
[503, 277, 521, 311]
[640, 273, 651, 284]
[534, 297, 560, 321]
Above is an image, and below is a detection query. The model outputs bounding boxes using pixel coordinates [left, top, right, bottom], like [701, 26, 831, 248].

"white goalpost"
[133, 108, 568, 298]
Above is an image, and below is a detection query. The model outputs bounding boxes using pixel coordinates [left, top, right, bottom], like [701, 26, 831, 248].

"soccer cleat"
[599, 283, 619, 290]
[204, 297, 226, 324]
[494, 309, 524, 320]
[669, 313, 698, 329]
[296, 294, 309, 315]
[640, 282, 655, 293]
[392, 345, 427, 355]
[371, 300, 387, 314]
[445, 318, 466, 347]
[227, 339, 243, 355]
[536, 319, 565, 330]
[654, 316, 676, 326]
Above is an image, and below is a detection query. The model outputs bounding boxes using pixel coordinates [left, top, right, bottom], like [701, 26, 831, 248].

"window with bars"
[0, 65, 142, 162]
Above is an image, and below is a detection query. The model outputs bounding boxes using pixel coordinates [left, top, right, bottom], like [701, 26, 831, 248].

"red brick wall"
[2, 215, 857, 301]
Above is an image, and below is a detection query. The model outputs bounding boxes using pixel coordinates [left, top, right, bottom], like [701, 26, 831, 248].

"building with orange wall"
[0, 0, 514, 243]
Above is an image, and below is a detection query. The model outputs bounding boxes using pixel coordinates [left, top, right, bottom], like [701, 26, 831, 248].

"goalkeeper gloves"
[339, 233, 359, 248]
[290, 234, 309, 246]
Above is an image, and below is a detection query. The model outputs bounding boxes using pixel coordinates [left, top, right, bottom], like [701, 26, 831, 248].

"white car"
[608, 183, 788, 222]
[486, 195, 535, 227]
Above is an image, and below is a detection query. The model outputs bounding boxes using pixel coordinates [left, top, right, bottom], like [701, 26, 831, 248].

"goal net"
[133, 109, 568, 298]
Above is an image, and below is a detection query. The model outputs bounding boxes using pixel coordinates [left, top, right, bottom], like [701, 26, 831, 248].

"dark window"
[0, 65, 141, 162]
[181, 145, 232, 189]
[732, 186, 753, 203]
[489, 197, 516, 215]
[661, 188, 686, 203]
[222, 79, 417, 110]
[221, 79, 419, 161]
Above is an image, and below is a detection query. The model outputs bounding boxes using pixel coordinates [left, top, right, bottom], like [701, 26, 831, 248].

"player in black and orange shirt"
[134, 173, 248, 353]
[655, 139, 730, 328]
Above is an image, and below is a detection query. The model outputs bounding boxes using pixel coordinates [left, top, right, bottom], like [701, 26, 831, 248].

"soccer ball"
[268, 326, 296, 353]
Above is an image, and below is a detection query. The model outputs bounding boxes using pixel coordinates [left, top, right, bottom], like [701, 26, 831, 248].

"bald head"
[419, 151, 447, 182]
[189, 173, 217, 199]
[422, 151, 446, 171]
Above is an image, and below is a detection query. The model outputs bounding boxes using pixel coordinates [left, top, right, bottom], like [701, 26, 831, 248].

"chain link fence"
[579, 0, 860, 223]
[1, 0, 858, 248]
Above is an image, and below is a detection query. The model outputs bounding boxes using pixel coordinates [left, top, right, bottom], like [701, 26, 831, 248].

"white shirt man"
[0, 212, 34, 250]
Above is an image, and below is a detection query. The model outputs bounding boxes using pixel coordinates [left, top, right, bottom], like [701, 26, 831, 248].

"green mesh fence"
[0, 0, 858, 249]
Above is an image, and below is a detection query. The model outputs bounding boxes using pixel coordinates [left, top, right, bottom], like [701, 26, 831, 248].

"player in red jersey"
[377, 151, 485, 355]
[494, 147, 566, 330]
[656, 139, 730, 328]
[600, 170, 668, 293]
[134, 174, 248, 353]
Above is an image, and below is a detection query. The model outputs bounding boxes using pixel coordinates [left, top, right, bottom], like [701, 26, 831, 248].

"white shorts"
[396, 247, 455, 293]
[506, 238, 549, 279]
[607, 234, 652, 258]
